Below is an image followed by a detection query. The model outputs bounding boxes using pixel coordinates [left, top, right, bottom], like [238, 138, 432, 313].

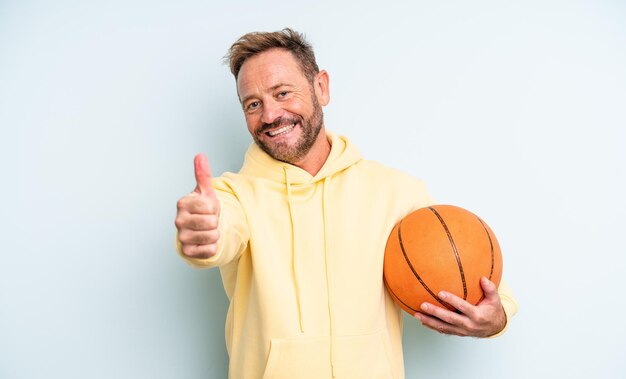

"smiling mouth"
[266, 122, 297, 137]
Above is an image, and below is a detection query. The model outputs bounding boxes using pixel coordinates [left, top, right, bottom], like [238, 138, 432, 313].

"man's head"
[225, 29, 330, 168]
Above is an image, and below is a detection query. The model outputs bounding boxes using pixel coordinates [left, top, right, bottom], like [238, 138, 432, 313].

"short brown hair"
[225, 28, 320, 83]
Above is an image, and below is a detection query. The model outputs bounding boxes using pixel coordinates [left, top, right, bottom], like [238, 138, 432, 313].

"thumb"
[193, 153, 216, 197]
[480, 276, 499, 302]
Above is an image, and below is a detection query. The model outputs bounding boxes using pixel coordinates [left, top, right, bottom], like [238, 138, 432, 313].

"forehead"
[236, 49, 307, 97]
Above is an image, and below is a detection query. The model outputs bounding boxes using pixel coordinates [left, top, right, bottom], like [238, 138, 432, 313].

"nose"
[260, 99, 283, 125]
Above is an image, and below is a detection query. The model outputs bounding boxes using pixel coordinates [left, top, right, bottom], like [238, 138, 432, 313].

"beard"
[253, 94, 324, 164]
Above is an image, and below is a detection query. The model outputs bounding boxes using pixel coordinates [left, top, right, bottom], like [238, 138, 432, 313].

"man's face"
[236, 48, 326, 164]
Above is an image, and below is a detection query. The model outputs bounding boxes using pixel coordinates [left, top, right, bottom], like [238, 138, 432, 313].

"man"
[175, 28, 518, 379]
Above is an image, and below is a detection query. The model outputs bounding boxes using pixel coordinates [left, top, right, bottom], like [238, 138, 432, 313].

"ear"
[314, 70, 330, 106]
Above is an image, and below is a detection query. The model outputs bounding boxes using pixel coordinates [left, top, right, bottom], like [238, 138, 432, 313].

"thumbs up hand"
[175, 154, 221, 259]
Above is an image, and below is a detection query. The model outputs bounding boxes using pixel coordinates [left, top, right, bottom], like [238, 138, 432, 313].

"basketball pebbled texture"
[383, 205, 502, 315]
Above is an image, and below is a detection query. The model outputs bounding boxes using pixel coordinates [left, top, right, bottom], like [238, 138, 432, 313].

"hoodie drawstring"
[321, 177, 336, 378]
[284, 168, 336, 376]
[284, 167, 304, 333]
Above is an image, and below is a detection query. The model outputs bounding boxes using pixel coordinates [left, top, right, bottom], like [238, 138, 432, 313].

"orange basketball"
[383, 205, 502, 315]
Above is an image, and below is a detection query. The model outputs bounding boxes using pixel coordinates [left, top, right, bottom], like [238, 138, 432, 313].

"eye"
[277, 91, 289, 98]
[246, 101, 260, 112]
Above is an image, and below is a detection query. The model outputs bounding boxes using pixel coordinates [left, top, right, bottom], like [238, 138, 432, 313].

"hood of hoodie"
[239, 131, 362, 183]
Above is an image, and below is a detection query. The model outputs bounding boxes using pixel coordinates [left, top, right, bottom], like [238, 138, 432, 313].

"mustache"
[259, 116, 301, 134]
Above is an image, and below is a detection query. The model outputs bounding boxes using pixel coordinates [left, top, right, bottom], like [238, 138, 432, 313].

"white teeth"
[268, 123, 296, 137]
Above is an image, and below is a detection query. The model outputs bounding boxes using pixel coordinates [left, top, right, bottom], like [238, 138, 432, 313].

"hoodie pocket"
[333, 329, 395, 379]
[262, 336, 331, 379]
[262, 330, 395, 379]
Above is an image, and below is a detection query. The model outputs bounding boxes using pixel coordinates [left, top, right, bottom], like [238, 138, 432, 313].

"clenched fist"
[175, 153, 220, 259]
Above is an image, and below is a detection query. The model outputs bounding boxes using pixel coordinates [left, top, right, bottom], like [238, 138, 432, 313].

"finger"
[181, 243, 218, 259]
[177, 195, 219, 215]
[179, 229, 220, 246]
[194, 153, 216, 197]
[185, 214, 219, 231]
[419, 302, 468, 328]
[413, 312, 468, 337]
[436, 291, 477, 318]
[175, 213, 218, 231]
[480, 276, 500, 302]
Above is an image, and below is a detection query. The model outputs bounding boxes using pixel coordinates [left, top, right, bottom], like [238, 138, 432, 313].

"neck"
[293, 129, 331, 176]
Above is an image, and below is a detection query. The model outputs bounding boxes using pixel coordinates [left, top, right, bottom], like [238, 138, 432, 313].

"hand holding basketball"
[415, 276, 507, 337]
[175, 154, 221, 259]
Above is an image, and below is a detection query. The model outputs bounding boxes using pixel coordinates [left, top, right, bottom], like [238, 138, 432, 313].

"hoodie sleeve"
[176, 177, 250, 269]
[489, 279, 519, 337]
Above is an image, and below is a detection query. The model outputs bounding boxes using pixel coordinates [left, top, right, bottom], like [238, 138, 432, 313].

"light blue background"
[1, 0, 625, 378]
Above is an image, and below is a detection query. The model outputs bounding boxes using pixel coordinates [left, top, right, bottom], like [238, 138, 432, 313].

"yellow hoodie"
[178, 132, 518, 379]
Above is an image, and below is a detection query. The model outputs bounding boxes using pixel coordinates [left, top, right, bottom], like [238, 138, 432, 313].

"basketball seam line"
[383, 276, 418, 313]
[476, 216, 495, 304]
[397, 219, 450, 309]
[476, 216, 495, 281]
[428, 206, 468, 300]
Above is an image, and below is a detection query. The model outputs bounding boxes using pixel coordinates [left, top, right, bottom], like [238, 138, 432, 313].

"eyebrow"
[240, 83, 294, 105]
